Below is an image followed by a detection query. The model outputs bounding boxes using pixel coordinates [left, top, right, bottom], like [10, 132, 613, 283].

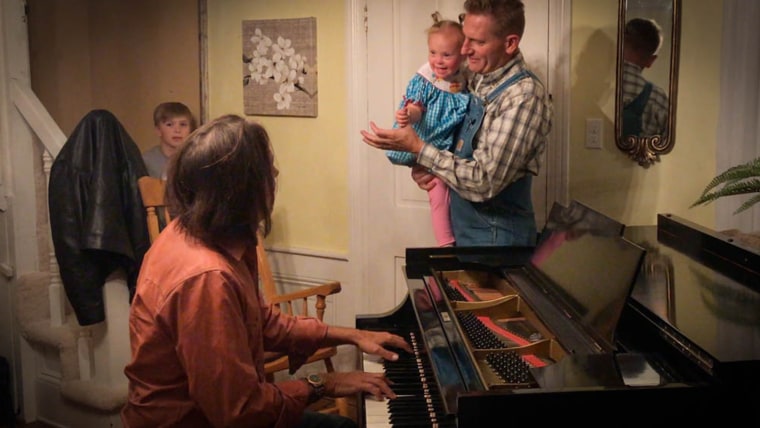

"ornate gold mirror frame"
[614, 0, 681, 168]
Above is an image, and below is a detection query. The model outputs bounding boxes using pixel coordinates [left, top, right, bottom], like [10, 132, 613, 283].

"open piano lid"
[406, 200, 645, 353]
[520, 201, 644, 352]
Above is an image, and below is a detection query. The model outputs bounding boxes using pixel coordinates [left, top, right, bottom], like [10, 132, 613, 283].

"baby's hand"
[395, 108, 410, 128]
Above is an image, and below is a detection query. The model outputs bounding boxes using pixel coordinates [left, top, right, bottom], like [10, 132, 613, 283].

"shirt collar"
[167, 219, 256, 261]
[624, 60, 643, 73]
[472, 52, 527, 95]
[478, 52, 524, 86]
[219, 236, 257, 262]
[218, 240, 244, 261]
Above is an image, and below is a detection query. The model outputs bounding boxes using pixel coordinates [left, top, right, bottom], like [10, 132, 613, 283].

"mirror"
[614, 0, 681, 167]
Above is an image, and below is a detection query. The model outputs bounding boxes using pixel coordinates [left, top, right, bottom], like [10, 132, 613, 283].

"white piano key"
[363, 355, 392, 428]
[363, 357, 384, 374]
[364, 401, 391, 428]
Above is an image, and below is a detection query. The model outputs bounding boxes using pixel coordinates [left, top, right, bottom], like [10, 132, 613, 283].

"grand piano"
[356, 202, 760, 427]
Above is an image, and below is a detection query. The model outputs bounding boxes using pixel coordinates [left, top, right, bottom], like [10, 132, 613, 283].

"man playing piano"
[122, 115, 412, 428]
[361, 0, 553, 247]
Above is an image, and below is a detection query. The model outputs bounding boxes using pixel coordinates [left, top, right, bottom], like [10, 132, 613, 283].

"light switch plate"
[585, 118, 603, 149]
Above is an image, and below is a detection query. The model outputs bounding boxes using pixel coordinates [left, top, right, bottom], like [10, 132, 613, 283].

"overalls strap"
[449, 68, 541, 247]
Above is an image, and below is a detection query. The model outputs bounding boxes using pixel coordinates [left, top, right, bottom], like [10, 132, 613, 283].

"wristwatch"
[305, 373, 325, 402]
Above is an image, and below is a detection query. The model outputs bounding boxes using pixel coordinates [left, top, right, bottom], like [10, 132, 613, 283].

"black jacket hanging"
[48, 109, 150, 326]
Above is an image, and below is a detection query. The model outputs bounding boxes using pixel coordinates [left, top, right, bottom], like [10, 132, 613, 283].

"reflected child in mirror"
[621, 18, 670, 137]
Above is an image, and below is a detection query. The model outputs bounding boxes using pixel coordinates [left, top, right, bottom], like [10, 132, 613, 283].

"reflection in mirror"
[615, 0, 681, 168]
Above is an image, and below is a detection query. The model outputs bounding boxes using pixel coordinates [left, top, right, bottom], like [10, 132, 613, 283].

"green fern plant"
[691, 157, 760, 214]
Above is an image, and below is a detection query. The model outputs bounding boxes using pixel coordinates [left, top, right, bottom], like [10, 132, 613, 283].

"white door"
[363, 0, 552, 313]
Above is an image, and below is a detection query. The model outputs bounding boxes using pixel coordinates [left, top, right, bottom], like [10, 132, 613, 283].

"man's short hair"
[463, 0, 525, 38]
[624, 18, 663, 57]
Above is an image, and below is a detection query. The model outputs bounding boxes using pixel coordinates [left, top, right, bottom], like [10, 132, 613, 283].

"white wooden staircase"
[11, 79, 130, 427]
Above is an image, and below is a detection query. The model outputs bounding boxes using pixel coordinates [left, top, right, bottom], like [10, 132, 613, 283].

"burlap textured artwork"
[242, 17, 318, 117]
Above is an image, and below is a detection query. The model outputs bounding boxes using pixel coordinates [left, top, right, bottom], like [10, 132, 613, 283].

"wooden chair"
[255, 230, 348, 417]
[138, 176, 172, 243]
[137, 176, 349, 417]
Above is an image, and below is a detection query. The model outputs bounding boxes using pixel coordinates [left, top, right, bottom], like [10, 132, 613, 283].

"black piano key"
[387, 422, 440, 428]
[387, 405, 442, 418]
[360, 328, 458, 428]
[389, 398, 441, 409]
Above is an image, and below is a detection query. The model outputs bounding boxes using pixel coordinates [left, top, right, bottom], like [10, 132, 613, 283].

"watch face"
[307, 373, 324, 386]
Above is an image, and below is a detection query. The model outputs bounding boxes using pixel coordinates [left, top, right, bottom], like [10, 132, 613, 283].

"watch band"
[305, 373, 325, 403]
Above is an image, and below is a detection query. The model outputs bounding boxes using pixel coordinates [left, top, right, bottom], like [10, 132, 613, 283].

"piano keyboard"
[361, 332, 456, 428]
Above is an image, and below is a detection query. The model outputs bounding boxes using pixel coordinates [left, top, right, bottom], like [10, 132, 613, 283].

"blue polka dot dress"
[386, 63, 469, 166]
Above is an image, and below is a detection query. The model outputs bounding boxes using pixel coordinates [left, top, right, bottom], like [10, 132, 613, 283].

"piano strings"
[447, 279, 549, 370]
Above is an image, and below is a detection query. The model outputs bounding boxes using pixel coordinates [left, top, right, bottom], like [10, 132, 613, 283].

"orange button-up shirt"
[121, 220, 328, 427]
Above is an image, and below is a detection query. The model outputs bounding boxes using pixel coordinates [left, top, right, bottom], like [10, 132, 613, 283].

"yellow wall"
[206, 0, 348, 253]
[28, 0, 201, 150]
[207, 0, 726, 256]
[570, 0, 721, 228]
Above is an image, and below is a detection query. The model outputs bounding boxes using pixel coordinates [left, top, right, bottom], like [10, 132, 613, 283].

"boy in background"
[142, 102, 197, 179]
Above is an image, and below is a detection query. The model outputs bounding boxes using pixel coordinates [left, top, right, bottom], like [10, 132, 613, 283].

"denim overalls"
[449, 69, 538, 247]
[622, 81, 652, 137]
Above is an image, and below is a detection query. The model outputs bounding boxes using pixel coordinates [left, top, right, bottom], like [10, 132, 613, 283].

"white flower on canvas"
[242, 17, 317, 117]
[274, 85, 292, 110]
[243, 28, 315, 107]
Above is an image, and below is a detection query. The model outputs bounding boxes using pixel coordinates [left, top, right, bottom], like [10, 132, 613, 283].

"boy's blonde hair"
[153, 102, 197, 130]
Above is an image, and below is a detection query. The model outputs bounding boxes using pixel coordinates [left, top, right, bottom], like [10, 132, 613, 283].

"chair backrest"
[136, 177, 339, 322]
[137, 176, 284, 299]
[256, 230, 279, 301]
[137, 176, 171, 243]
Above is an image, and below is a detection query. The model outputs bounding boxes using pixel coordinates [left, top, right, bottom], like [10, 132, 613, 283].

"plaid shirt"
[622, 61, 669, 136]
[417, 53, 553, 202]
